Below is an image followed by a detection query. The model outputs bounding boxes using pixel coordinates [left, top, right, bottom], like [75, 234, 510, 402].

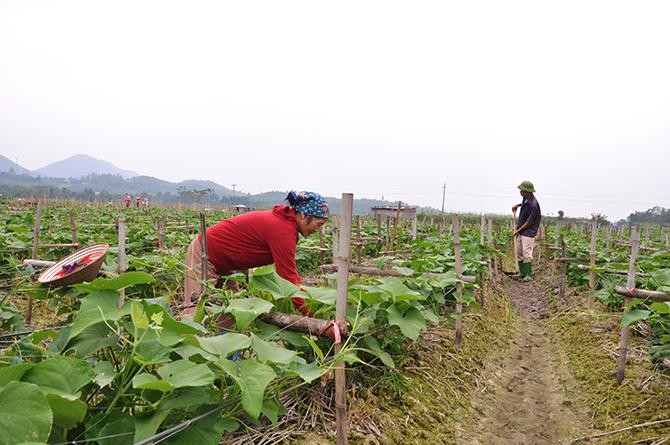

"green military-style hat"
[518, 180, 536, 193]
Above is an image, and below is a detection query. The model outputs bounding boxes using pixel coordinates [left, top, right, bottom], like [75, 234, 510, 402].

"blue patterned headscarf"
[286, 191, 329, 218]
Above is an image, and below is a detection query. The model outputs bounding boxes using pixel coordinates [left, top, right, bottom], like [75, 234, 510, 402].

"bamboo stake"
[199, 213, 208, 287]
[486, 216, 495, 277]
[559, 235, 567, 299]
[335, 193, 353, 445]
[480, 215, 485, 245]
[385, 216, 390, 247]
[260, 312, 350, 337]
[38, 243, 80, 249]
[411, 213, 418, 241]
[392, 201, 401, 247]
[616, 226, 640, 385]
[376, 215, 382, 252]
[117, 217, 127, 309]
[452, 214, 464, 347]
[356, 215, 362, 265]
[589, 218, 598, 290]
[614, 286, 669, 301]
[22, 259, 56, 268]
[319, 226, 326, 264]
[332, 217, 340, 263]
[69, 210, 77, 252]
[31, 200, 43, 261]
[156, 217, 165, 251]
[27, 199, 44, 325]
[320, 264, 476, 282]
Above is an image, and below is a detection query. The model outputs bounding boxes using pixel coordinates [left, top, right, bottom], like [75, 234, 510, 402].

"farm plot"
[0, 200, 668, 444]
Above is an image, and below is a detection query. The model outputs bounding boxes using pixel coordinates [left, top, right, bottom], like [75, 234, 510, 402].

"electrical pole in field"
[441, 183, 446, 214]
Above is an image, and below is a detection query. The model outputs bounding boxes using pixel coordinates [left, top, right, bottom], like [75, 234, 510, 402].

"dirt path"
[456, 275, 593, 445]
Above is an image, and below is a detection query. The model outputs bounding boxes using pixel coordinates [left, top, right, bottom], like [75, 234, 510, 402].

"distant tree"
[557, 210, 565, 219]
[591, 213, 609, 224]
[628, 206, 670, 224]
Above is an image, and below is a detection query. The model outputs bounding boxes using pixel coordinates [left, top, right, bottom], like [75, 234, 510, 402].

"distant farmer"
[135, 196, 141, 208]
[512, 180, 541, 281]
[124, 194, 131, 208]
[182, 191, 329, 317]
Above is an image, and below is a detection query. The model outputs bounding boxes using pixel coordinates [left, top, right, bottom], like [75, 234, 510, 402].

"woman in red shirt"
[182, 191, 329, 316]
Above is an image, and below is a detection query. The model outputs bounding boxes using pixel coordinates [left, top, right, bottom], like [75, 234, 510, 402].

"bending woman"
[182, 191, 329, 316]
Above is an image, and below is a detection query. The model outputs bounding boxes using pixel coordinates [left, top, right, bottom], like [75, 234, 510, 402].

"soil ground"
[455, 272, 594, 444]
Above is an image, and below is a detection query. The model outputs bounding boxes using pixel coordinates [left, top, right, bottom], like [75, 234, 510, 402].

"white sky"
[1, 0, 669, 221]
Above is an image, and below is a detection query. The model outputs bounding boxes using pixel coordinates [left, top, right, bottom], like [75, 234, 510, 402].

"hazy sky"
[1, 1, 669, 221]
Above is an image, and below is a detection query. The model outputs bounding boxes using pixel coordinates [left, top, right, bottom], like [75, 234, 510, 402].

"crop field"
[0, 199, 668, 445]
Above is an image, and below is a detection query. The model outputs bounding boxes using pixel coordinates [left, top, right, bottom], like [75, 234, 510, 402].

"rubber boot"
[522, 262, 533, 282]
[514, 261, 524, 279]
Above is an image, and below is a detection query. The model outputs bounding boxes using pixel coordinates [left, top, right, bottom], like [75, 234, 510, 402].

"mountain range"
[0, 154, 138, 178]
[0, 153, 423, 213]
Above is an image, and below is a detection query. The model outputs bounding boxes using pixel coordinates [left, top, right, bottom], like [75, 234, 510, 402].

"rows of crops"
[0, 201, 496, 444]
[547, 223, 670, 364]
[1, 201, 668, 444]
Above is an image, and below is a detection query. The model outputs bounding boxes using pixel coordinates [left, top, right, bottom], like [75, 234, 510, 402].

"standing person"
[182, 191, 329, 316]
[512, 180, 541, 281]
[124, 194, 131, 208]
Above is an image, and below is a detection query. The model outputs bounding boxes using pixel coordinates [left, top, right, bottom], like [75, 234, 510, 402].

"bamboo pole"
[559, 235, 567, 299]
[117, 217, 127, 309]
[577, 265, 650, 277]
[22, 259, 56, 268]
[27, 199, 44, 325]
[37, 243, 80, 249]
[385, 216, 390, 247]
[411, 213, 418, 241]
[480, 215, 485, 245]
[156, 217, 165, 251]
[486, 216, 495, 277]
[616, 226, 640, 385]
[260, 312, 350, 337]
[199, 213, 208, 288]
[392, 201, 401, 247]
[356, 215, 362, 265]
[589, 218, 598, 290]
[320, 264, 476, 282]
[332, 217, 340, 263]
[69, 210, 77, 252]
[335, 193, 353, 445]
[376, 215, 382, 252]
[452, 214, 464, 347]
[31, 200, 43, 261]
[614, 286, 670, 302]
[319, 226, 326, 263]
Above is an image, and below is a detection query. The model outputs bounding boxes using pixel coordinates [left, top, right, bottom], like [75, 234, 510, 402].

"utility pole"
[231, 184, 237, 196]
[441, 182, 446, 214]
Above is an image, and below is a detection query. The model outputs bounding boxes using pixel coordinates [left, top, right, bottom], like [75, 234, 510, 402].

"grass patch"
[544, 272, 670, 444]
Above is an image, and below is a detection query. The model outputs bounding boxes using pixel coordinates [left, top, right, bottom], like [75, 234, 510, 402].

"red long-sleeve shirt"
[201, 205, 306, 310]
